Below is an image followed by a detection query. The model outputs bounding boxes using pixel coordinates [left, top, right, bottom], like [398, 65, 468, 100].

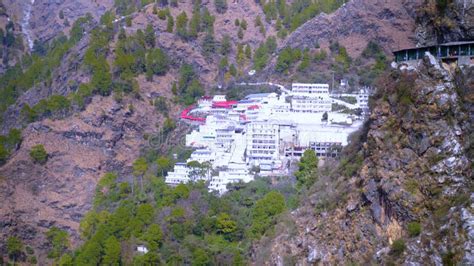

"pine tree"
[167, 15, 174, 33]
[189, 10, 201, 39]
[220, 35, 231, 55]
[145, 24, 155, 48]
[103, 236, 121, 265]
[176, 11, 188, 40]
[245, 44, 252, 59]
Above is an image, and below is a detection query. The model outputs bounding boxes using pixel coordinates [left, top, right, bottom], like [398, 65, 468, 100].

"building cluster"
[166, 83, 370, 194]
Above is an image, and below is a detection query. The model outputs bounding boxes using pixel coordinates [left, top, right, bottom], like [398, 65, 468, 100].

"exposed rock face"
[282, 0, 422, 57]
[2, 0, 112, 44]
[0, 31, 93, 135]
[415, 0, 474, 46]
[0, 94, 167, 259]
[252, 56, 473, 264]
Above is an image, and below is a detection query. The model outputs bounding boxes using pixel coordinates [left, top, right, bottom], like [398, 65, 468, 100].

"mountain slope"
[252, 56, 473, 264]
[282, 0, 422, 56]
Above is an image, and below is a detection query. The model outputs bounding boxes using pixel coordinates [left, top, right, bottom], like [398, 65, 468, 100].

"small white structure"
[137, 245, 149, 254]
[212, 95, 227, 102]
[166, 163, 191, 185]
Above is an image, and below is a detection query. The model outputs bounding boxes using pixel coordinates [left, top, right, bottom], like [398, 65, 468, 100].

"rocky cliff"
[415, 0, 474, 46]
[252, 55, 473, 265]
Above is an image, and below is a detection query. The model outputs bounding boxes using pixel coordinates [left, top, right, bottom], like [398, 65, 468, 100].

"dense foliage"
[294, 149, 318, 189]
[257, 0, 345, 36]
[63, 174, 293, 264]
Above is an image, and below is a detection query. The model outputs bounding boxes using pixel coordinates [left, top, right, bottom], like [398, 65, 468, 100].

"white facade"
[291, 96, 332, 113]
[213, 95, 227, 102]
[209, 163, 253, 194]
[246, 121, 280, 165]
[291, 83, 330, 96]
[289, 83, 332, 113]
[216, 127, 235, 150]
[165, 163, 191, 185]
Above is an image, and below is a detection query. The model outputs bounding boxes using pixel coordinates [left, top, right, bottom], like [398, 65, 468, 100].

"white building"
[213, 95, 227, 102]
[165, 161, 212, 186]
[289, 83, 332, 113]
[246, 121, 280, 165]
[209, 163, 253, 194]
[189, 149, 214, 163]
[137, 245, 149, 254]
[291, 96, 332, 113]
[165, 163, 191, 185]
[291, 83, 330, 96]
[216, 126, 235, 150]
[168, 82, 368, 194]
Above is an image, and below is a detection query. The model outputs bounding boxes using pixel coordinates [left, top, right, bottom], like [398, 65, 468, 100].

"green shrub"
[442, 251, 457, 266]
[28, 256, 38, 264]
[25, 246, 34, 255]
[30, 144, 48, 164]
[404, 179, 418, 194]
[390, 239, 406, 256]
[157, 9, 168, 20]
[7, 236, 23, 260]
[407, 222, 421, 237]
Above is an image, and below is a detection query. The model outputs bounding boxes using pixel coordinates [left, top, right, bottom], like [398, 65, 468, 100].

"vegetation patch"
[29, 144, 48, 165]
[390, 239, 406, 256]
[407, 222, 422, 237]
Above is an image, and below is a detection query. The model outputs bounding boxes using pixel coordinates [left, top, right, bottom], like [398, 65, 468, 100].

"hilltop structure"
[393, 41, 474, 65]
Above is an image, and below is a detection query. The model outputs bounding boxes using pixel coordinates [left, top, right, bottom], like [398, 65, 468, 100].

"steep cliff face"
[2, 0, 112, 44]
[415, 0, 474, 46]
[252, 56, 473, 265]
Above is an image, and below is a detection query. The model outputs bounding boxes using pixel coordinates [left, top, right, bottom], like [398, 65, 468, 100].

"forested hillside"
[0, 0, 471, 265]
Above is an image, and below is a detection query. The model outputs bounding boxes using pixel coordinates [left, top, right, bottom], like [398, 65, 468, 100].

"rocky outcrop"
[415, 0, 474, 46]
[252, 55, 473, 264]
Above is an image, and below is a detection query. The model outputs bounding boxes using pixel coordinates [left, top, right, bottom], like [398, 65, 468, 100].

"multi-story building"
[165, 163, 191, 185]
[246, 121, 280, 165]
[309, 141, 343, 158]
[209, 163, 253, 194]
[291, 96, 332, 113]
[290, 83, 332, 113]
[291, 83, 330, 96]
[216, 126, 235, 150]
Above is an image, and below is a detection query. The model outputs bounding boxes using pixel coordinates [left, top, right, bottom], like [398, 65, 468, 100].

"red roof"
[180, 105, 206, 122]
[212, 101, 238, 109]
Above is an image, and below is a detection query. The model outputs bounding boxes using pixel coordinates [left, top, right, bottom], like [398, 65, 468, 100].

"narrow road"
[237, 82, 290, 94]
